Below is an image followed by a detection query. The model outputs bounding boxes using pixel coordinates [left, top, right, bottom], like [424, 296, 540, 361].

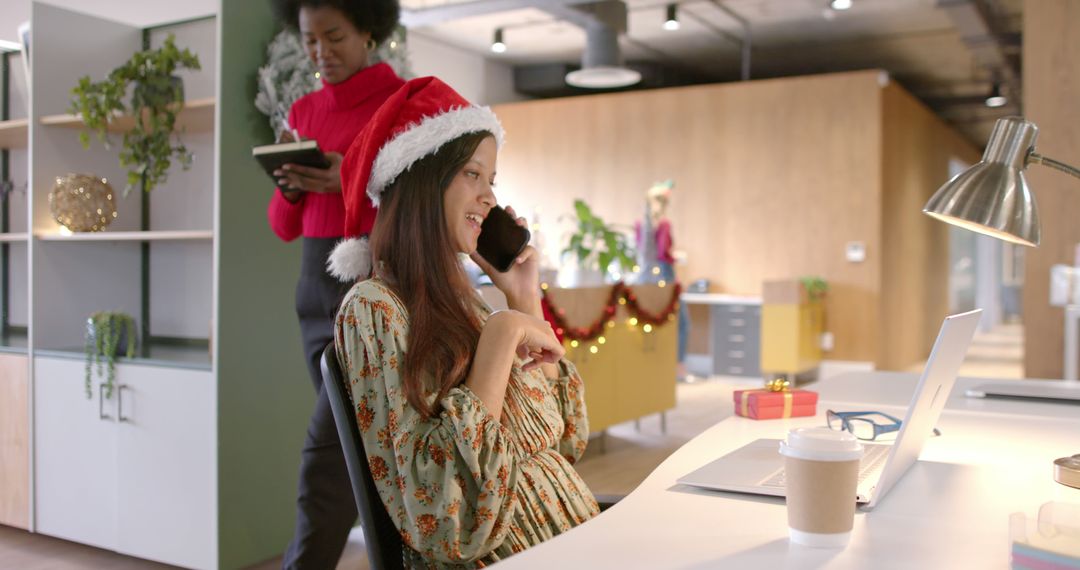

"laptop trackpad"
[677, 438, 783, 491]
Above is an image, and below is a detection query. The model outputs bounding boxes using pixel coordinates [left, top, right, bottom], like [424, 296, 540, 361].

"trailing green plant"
[84, 312, 136, 399]
[800, 276, 828, 301]
[562, 199, 637, 277]
[69, 34, 201, 195]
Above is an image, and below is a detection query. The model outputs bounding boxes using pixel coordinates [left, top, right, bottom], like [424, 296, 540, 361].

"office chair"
[321, 343, 405, 570]
[323, 342, 622, 569]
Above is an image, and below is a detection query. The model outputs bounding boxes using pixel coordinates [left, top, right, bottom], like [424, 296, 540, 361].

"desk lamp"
[923, 116, 1080, 403]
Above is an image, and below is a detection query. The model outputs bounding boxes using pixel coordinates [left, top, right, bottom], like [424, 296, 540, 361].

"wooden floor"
[0, 325, 1024, 569]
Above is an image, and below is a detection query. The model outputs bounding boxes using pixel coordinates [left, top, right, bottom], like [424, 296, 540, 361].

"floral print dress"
[334, 278, 600, 568]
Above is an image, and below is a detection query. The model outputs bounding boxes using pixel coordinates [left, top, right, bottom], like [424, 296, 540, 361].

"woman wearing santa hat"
[266, 0, 405, 567]
[329, 76, 600, 567]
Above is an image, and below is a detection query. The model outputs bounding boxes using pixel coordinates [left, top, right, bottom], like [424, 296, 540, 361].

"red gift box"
[733, 388, 818, 420]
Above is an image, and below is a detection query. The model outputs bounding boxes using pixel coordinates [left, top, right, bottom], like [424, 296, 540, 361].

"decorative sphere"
[49, 173, 118, 232]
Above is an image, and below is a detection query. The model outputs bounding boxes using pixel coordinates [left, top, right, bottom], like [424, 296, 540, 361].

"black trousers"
[282, 237, 357, 570]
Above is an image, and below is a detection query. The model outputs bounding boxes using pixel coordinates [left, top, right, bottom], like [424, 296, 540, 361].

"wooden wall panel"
[1022, 0, 1080, 379]
[494, 71, 885, 361]
[879, 83, 981, 370]
[0, 353, 29, 529]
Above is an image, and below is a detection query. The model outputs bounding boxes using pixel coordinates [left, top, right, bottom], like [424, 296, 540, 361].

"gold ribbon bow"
[741, 377, 794, 418]
[766, 378, 791, 392]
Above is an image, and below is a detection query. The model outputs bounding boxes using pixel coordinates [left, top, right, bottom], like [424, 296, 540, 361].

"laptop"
[677, 309, 982, 511]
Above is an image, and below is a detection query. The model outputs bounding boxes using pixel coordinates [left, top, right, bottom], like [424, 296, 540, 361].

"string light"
[597, 336, 606, 344]
[540, 282, 549, 291]
[651, 267, 661, 275]
[643, 324, 653, 333]
[570, 340, 579, 348]
[589, 345, 599, 354]
[658, 280, 667, 288]
[629, 317, 639, 326]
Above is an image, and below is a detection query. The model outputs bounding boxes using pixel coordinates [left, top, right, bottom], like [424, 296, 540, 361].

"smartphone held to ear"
[477, 206, 531, 273]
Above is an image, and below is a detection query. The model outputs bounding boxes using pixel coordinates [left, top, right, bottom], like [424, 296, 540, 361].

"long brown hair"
[370, 131, 492, 418]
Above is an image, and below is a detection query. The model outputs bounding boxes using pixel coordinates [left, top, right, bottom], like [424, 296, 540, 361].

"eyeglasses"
[826, 409, 942, 441]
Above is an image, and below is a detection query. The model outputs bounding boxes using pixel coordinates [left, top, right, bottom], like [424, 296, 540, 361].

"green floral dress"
[334, 278, 600, 568]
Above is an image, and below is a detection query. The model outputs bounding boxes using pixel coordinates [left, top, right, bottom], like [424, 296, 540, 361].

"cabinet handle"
[729, 318, 746, 327]
[728, 350, 745, 358]
[727, 305, 746, 313]
[118, 384, 131, 423]
[728, 334, 745, 343]
[728, 366, 744, 374]
[99, 383, 113, 421]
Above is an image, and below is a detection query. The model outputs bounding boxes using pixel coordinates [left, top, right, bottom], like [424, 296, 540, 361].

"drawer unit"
[710, 304, 761, 377]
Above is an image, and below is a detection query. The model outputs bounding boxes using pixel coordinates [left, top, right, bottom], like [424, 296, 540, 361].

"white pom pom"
[327, 237, 371, 282]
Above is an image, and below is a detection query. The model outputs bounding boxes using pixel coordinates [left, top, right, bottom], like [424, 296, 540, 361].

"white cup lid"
[779, 427, 863, 462]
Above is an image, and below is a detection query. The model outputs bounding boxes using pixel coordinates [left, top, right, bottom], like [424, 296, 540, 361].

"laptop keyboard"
[760, 443, 891, 488]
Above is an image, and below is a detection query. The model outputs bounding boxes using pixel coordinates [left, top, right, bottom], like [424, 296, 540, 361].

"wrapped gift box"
[733, 388, 818, 420]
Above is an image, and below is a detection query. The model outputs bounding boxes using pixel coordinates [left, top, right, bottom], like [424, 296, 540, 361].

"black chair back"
[321, 343, 404, 570]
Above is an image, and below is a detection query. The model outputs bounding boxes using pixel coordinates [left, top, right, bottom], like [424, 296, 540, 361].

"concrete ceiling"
[404, 0, 1024, 146]
[0, 0, 1022, 146]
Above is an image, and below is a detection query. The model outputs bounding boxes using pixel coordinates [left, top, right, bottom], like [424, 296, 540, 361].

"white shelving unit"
[12, 3, 315, 569]
[0, 118, 28, 150]
[0, 30, 31, 534]
[34, 230, 213, 241]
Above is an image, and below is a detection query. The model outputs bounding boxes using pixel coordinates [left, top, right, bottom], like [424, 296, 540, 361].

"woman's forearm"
[465, 315, 519, 421]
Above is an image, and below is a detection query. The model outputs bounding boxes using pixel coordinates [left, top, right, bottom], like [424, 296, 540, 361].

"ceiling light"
[663, 4, 680, 31]
[566, 66, 642, 88]
[830, 0, 853, 10]
[985, 82, 1007, 108]
[565, 21, 640, 89]
[491, 28, 507, 54]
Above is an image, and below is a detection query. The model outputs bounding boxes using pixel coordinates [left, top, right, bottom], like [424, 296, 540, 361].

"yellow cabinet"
[545, 284, 678, 433]
[760, 281, 824, 377]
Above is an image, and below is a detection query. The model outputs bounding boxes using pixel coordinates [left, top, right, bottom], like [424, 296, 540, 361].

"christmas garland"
[541, 281, 683, 343]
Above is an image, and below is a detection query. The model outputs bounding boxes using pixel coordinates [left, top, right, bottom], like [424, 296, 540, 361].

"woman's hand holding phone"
[471, 205, 541, 316]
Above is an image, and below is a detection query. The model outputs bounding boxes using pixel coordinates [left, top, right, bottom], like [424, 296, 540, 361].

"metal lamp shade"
[923, 116, 1041, 247]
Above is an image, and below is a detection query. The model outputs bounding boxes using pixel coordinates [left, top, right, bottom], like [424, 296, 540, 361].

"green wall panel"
[217, 2, 311, 567]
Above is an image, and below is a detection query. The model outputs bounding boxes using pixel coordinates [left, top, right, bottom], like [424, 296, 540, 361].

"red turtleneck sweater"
[267, 63, 404, 240]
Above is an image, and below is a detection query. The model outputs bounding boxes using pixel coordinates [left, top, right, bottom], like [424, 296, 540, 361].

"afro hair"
[274, 0, 400, 45]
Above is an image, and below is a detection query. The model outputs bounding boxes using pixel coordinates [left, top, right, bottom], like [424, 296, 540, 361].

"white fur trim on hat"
[367, 105, 505, 206]
[327, 236, 371, 282]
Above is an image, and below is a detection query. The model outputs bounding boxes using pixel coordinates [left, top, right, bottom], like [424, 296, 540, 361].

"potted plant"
[84, 311, 137, 399]
[799, 276, 828, 301]
[561, 199, 636, 285]
[69, 34, 201, 195]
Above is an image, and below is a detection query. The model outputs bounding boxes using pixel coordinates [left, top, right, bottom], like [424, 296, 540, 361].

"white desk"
[496, 372, 1080, 569]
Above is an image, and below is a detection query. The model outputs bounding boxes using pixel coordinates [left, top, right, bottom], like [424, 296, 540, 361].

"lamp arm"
[1029, 152, 1080, 180]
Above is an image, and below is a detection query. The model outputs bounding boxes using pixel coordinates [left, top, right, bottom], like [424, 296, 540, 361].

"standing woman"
[266, 0, 403, 567]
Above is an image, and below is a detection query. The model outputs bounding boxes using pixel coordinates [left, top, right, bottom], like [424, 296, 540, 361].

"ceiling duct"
[937, 0, 1021, 108]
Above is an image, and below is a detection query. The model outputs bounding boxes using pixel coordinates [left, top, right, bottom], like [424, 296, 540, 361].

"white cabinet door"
[33, 357, 118, 551]
[114, 364, 215, 570]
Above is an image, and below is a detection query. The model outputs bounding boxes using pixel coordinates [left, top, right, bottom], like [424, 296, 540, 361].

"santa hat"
[327, 76, 505, 282]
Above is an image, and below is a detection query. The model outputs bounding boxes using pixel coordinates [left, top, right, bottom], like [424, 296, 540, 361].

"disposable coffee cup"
[778, 427, 863, 548]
